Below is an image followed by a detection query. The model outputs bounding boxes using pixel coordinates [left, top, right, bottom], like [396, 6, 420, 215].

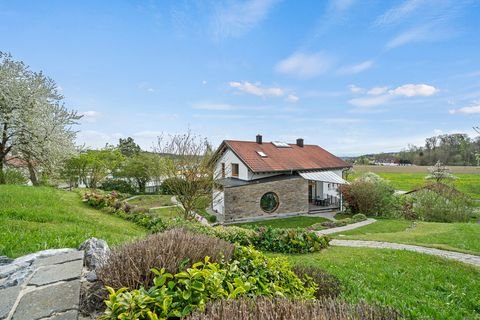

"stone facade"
[224, 177, 308, 221]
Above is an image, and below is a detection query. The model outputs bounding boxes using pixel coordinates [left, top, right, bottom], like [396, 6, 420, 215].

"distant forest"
[354, 133, 480, 166]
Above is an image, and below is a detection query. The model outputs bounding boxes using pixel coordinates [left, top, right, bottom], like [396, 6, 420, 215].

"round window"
[260, 192, 279, 213]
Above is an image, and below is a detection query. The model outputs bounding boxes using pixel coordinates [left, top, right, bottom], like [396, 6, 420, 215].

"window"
[260, 192, 279, 213]
[231, 163, 239, 177]
[221, 163, 225, 178]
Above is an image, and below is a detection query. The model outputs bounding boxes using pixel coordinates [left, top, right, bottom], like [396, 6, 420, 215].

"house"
[212, 135, 351, 222]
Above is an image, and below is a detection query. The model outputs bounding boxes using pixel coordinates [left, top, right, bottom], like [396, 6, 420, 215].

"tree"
[155, 132, 215, 220]
[120, 153, 159, 193]
[0, 52, 80, 184]
[118, 137, 141, 157]
[425, 161, 457, 184]
[64, 148, 124, 189]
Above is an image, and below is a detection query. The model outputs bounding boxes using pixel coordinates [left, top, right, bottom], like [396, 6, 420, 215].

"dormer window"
[257, 151, 267, 157]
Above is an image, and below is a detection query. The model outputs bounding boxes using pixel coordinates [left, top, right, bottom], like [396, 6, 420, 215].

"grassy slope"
[333, 219, 480, 255]
[285, 247, 480, 319]
[234, 216, 329, 229]
[0, 186, 146, 258]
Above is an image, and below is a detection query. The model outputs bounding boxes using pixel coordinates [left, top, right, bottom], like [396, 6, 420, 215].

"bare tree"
[155, 131, 217, 220]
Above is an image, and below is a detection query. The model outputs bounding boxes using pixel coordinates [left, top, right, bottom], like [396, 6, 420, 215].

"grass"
[0, 185, 147, 258]
[284, 247, 480, 319]
[350, 170, 480, 200]
[127, 194, 174, 208]
[151, 206, 182, 220]
[333, 219, 480, 255]
[234, 215, 329, 229]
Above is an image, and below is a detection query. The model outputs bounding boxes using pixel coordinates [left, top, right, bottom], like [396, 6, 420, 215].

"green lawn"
[0, 185, 147, 258]
[285, 247, 480, 319]
[350, 172, 480, 199]
[333, 219, 480, 255]
[151, 206, 183, 220]
[127, 194, 174, 208]
[234, 215, 329, 229]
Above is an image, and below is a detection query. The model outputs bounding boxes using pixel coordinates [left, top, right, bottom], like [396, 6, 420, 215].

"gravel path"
[316, 218, 377, 235]
[330, 239, 480, 267]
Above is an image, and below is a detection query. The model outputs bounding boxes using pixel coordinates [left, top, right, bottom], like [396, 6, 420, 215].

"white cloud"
[348, 95, 393, 108]
[275, 52, 334, 78]
[367, 86, 389, 95]
[138, 82, 156, 92]
[349, 83, 438, 107]
[229, 81, 284, 97]
[386, 25, 432, 49]
[449, 104, 480, 115]
[337, 60, 374, 75]
[286, 94, 299, 103]
[80, 111, 100, 123]
[375, 0, 426, 26]
[389, 84, 438, 97]
[349, 84, 364, 94]
[211, 0, 279, 38]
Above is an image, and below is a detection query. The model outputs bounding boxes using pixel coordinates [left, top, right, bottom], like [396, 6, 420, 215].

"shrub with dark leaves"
[292, 265, 342, 299]
[186, 297, 402, 320]
[97, 229, 235, 290]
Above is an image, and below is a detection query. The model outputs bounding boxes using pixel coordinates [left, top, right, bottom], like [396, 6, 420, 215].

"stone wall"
[224, 177, 308, 221]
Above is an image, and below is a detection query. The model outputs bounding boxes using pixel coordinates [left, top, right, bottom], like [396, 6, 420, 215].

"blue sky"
[1, 0, 480, 155]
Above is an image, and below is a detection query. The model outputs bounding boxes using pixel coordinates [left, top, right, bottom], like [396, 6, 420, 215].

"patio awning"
[299, 170, 348, 184]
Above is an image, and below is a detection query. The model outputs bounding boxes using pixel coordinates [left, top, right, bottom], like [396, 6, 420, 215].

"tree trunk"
[0, 160, 5, 184]
[27, 161, 39, 186]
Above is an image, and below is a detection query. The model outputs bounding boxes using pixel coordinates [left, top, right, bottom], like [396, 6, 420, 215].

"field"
[233, 215, 329, 229]
[0, 185, 146, 258]
[285, 247, 480, 319]
[352, 165, 480, 199]
[333, 219, 480, 255]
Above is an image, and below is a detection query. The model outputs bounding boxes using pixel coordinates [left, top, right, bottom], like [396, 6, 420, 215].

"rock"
[85, 270, 97, 282]
[0, 256, 12, 266]
[29, 259, 83, 286]
[12, 281, 80, 320]
[79, 238, 110, 270]
[0, 286, 20, 319]
[33, 250, 83, 267]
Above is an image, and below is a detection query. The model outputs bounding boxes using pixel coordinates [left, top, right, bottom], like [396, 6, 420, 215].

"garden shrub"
[412, 189, 473, 222]
[97, 229, 235, 290]
[340, 172, 400, 217]
[352, 213, 367, 222]
[82, 191, 118, 208]
[292, 265, 342, 299]
[100, 178, 135, 194]
[100, 245, 316, 320]
[186, 297, 402, 320]
[252, 226, 329, 254]
[3, 169, 27, 185]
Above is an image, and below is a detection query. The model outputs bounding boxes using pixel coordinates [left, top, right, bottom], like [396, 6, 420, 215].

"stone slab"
[12, 280, 80, 320]
[29, 260, 83, 286]
[0, 286, 21, 319]
[47, 309, 79, 320]
[33, 251, 83, 268]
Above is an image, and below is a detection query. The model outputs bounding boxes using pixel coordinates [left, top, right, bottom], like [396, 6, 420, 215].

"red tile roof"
[220, 140, 351, 173]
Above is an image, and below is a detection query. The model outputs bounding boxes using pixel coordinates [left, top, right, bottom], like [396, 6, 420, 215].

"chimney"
[256, 134, 263, 144]
[296, 138, 304, 147]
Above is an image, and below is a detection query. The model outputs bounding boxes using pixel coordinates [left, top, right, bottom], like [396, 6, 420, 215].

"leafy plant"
[101, 245, 316, 320]
[292, 265, 342, 299]
[98, 229, 235, 290]
[100, 178, 135, 194]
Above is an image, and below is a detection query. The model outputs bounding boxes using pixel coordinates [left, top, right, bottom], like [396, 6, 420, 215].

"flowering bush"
[82, 191, 118, 208]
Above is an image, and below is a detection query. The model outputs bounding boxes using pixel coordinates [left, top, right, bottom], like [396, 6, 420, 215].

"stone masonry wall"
[224, 177, 308, 221]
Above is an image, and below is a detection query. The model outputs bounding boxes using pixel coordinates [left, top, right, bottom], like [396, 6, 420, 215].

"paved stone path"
[0, 249, 84, 320]
[316, 218, 377, 235]
[330, 239, 480, 267]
